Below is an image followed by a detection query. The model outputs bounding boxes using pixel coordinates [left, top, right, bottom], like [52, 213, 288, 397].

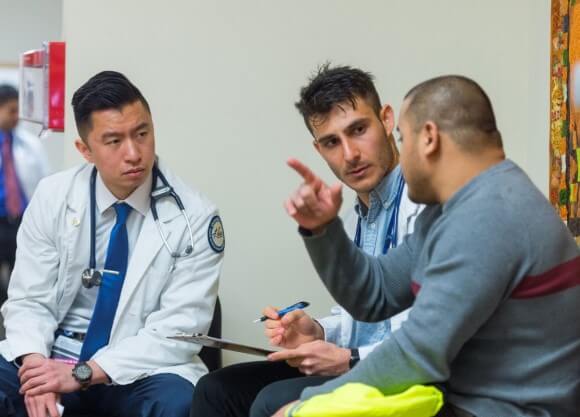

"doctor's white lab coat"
[0, 162, 223, 385]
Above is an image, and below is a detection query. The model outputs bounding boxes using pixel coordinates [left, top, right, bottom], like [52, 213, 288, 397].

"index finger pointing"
[287, 158, 318, 185]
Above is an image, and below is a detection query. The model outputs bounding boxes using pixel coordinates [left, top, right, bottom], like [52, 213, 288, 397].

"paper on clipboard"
[168, 333, 276, 357]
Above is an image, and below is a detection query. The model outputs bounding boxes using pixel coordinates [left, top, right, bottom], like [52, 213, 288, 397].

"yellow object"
[286, 383, 444, 417]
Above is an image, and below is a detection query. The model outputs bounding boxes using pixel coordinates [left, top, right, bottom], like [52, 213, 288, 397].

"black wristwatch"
[72, 362, 93, 390]
[349, 348, 360, 369]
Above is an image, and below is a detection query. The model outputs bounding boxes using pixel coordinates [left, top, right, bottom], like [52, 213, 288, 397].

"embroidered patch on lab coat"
[208, 215, 225, 253]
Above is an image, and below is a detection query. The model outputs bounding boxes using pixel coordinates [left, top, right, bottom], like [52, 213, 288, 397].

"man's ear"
[422, 121, 440, 158]
[379, 104, 395, 136]
[75, 138, 93, 163]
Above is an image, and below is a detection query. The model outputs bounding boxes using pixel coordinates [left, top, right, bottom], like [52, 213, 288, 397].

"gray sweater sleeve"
[300, 207, 526, 400]
[304, 217, 417, 321]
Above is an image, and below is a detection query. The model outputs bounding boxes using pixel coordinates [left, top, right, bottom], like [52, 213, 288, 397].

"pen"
[253, 301, 310, 323]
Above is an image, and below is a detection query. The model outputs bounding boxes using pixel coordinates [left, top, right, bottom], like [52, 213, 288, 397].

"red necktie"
[2, 132, 23, 218]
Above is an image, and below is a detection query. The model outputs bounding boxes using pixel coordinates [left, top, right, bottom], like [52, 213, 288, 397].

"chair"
[65, 297, 222, 417]
[198, 297, 222, 372]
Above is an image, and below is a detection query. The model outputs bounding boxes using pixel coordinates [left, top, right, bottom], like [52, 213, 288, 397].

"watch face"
[73, 363, 92, 382]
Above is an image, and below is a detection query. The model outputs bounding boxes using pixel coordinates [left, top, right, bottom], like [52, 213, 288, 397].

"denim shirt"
[318, 165, 422, 359]
[348, 165, 403, 347]
[354, 166, 404, 255]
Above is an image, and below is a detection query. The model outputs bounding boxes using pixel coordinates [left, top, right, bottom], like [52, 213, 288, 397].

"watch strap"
[349, 348, 360, 369]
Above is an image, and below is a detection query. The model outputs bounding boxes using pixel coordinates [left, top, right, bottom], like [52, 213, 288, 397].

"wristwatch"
[349, 348, 360, 369]
[72, 362, 93, 390]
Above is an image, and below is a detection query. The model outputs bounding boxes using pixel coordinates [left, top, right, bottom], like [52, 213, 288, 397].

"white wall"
[62, 0, 551, 364]
[0, 0, 62, 63]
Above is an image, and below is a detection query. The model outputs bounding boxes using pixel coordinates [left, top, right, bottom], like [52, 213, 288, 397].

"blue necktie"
[80, 202, 131, 360]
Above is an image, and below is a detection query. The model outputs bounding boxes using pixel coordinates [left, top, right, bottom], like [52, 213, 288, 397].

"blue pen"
[253, 301, 310, 323]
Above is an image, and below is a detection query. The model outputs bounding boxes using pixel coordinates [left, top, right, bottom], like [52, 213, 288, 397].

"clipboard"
[168, 333, 276, 357]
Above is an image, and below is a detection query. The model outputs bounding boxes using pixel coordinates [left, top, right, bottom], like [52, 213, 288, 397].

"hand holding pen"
[253, 301, 310, 323]
[260, 301, 324, 349]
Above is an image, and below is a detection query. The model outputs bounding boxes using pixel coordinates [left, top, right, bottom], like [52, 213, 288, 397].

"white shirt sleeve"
[316, 306, 343, 344]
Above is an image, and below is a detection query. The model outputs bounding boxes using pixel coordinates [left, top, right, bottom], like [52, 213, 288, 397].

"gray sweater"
[300, 160, 580, 417]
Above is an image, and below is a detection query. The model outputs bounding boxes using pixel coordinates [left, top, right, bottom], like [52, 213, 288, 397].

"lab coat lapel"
[110, 175, 183, 333]
[113, 209, 166, 327]
[59, 166, 92, 319]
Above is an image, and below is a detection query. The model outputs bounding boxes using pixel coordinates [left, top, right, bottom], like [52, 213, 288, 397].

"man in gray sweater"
[271, 75, 580, 417]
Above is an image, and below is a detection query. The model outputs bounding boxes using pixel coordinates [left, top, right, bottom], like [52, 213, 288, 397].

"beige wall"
[62, 0, 551, 364]
[0, 0, 62, 63]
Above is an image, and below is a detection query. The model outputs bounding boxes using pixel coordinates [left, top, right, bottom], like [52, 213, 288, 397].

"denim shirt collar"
[355, 165, 402, 223]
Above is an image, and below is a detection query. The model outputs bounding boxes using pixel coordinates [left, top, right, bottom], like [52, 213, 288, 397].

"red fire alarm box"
[19, 41, 65, 131]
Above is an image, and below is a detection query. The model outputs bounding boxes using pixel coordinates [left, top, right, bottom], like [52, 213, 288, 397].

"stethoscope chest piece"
[81, 268, 102, 289]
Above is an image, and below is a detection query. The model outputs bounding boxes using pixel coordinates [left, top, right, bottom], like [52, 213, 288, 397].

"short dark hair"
[0, 85, 18, 107]
[404, 75, 502, 149]
[295, 63, 382, 134]
[71, 71, 150, 140]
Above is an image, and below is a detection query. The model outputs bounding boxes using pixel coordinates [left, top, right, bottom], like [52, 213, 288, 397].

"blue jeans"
[0, 355, 193, 417]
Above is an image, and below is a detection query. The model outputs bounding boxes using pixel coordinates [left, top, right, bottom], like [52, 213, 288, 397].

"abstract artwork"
[550, 0, 580, 245]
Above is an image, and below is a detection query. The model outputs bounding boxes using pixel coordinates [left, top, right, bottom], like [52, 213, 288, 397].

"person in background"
[0, 84, 49, 304]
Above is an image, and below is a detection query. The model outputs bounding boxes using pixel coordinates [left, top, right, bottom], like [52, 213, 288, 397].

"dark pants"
[191, 360, 475, 417]
[437, 404, 475, 417]
[0, 217, 20, 267]
[0, 355, 194, 417]
[247, 376, 474, 417]
[249, 372, 331, 417]
[191, 361, 332, 417]
[0, 217, 20, 304]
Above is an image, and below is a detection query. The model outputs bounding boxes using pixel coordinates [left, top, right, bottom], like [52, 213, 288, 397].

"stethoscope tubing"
[150, 167, 195, 258]
[84, 164, 194, 288]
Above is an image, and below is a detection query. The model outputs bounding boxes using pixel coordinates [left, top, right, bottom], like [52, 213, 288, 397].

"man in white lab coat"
[0, 71, 224, 417]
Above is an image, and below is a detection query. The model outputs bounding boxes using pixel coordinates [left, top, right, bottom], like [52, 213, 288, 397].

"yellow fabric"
[286, 383, 444, 417]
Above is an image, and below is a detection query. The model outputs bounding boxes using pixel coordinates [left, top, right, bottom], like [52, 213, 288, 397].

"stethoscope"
[81, 164, 195, 289]
[354, 173, 405, 255]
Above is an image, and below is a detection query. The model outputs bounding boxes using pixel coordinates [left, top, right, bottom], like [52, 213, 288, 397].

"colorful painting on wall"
[550, 0, 580, 245]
